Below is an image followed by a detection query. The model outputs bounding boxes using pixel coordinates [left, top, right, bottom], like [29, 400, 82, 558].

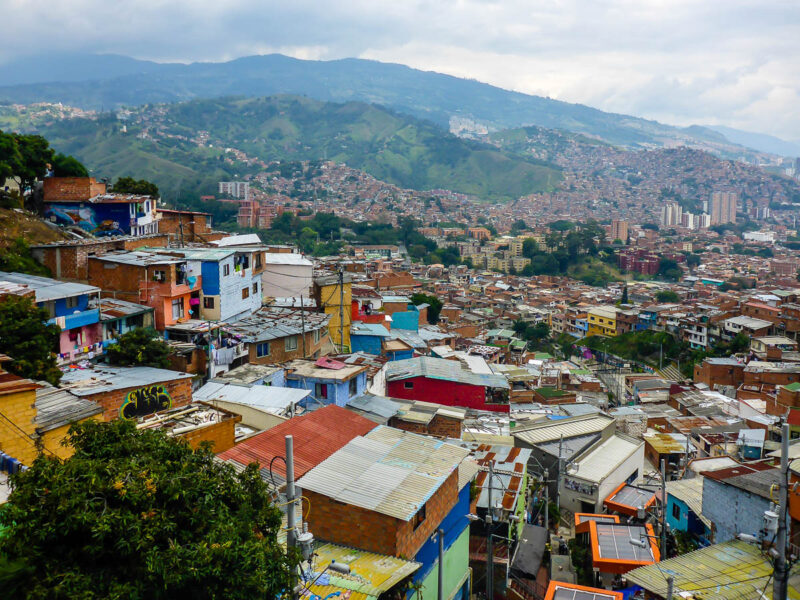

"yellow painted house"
[587, 306, 618, 337]
[313, 273, 352, 352]
[0, 356, 102, 466]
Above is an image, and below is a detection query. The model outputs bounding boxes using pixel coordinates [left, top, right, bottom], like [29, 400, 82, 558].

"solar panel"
[577, 515, 617, 524]
[552, 587, 618, 600]
[594, 523, 654, 562]
[608, 485, 654, 508]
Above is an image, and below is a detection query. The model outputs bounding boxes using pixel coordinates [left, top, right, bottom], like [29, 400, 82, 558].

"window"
[252, 282, 258, 295]
[412, 504, 426, 530]
[313, 328, 321, 343]
[315, 383, 328, 399]
[285, 336, 298, 351]
[66, 296, 79, 310]
[349, 377, 358, 396]
[223, 264, 230, 277]
[203, 297, 215, 309]
[42, 301, 56, 319]
[672, 503, 681, 519]
[171, 298, 184, 320]
[255, 253, 262, 268]
[242, 287, 250, 300]
[404, 381, 414, 389]
[153, 270, 166, 283]
[256, 342, 270, 357]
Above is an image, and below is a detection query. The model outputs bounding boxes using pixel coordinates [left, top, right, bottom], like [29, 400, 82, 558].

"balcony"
[48, 308, 100, 330]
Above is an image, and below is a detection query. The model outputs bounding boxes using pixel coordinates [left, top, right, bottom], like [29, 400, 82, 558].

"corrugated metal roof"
[385, 356, 509, 389]
[573, 434, 642, 484]
[225, 307, 329, 343]
[193, 382, 308, 414]
[626, 540, 800, 599]
[297, 426, 470, 521]
[34, 382, 103, 433]
[351, 323, 392, 338]
[513, 415, 614, 445]
[59, 365, 192, 396]
[666, 478, 711, 529]
[304, 542, 420, 600]
[0, 271, 99, 302]
[216, 405, 376, 483]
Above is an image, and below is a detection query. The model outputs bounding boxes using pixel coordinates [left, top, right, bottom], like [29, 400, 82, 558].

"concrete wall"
[701, 477, 782, 542]
[260, 263, 313, 299]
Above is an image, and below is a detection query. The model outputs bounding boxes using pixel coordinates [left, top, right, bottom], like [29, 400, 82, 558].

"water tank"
[764, 510, 779, 536]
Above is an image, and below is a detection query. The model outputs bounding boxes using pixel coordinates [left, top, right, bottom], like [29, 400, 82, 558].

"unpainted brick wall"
[85, 377, 193, 421]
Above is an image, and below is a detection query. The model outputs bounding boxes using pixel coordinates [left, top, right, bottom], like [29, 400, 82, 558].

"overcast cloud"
[1, 0, 798, 138]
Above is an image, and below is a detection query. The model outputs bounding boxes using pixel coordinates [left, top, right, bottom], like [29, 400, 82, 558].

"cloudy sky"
[3, 0, 799, 139]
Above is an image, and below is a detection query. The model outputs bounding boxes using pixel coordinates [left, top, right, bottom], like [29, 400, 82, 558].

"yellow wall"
[587, 312, 617, 337]
[0, 387, 38, 465]
[318, 281, 352, 351]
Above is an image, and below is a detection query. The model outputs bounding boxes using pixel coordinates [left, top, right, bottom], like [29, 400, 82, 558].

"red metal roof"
[217, 405, 376, 479]
[702, 462, 775, 481]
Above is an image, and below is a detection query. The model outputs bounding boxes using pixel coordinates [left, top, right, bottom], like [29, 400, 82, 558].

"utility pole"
[437, 528, 444, 600]
[178, 214, 185, 248]
[666, 575, 674, 600]
[300, 294, 307, 358]
[660, 459, 667, 558]
[486, 462, 494, 600]
[555, 435, 564, 510]
[774, 423, 789, 600]
[543, 469, 549, 533]
[286, 435, 297, 549]
[338, 267, 345, 353]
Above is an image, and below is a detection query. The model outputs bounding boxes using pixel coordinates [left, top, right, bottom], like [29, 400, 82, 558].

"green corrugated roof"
[784, 382, 800, 392]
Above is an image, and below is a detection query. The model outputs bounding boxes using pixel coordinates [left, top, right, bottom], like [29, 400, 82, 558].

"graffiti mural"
[120, 384, 172, 419]
[45, 202, 129, 236]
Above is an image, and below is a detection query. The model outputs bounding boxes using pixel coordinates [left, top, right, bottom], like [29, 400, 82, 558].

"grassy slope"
[25, 96, 563, 201]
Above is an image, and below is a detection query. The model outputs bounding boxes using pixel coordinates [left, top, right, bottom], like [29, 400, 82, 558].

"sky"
[2, 0, 799, 140]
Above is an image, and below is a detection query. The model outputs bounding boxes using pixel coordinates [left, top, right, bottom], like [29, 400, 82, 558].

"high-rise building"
[218, 181, 250, 200]
[661, 201, 682, 227]
[611, 219, 629, 242]
[710, 192, 737, 225]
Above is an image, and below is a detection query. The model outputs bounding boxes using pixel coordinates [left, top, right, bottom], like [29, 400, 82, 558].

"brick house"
[297, 426, 475, 600]
[58, 365, 193, 422]
[156, 209, 219, 244]
[225, 306, 331, 363]
[385, 356, 510, 413]
[43, 177, 159, 237]
[693, 357, 745, 389]
[346, 393, 466, 438]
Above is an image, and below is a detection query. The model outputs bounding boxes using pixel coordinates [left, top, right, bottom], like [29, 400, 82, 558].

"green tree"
[111, 176, 160, 197]
[0, 295, 61, 385]
[105, 327, 171, 368]
[51, 152, 88, 177]
[0, 419, 298, 599]
[411, 292, 443, 324]
[657, 258, 682, 281]
[620, 285, 629, 305]
[10, 133, 54, 194]
[655, 290, 680, 302]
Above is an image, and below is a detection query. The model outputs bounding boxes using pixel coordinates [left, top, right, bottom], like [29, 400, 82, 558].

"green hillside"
[20, 96, 562, 201]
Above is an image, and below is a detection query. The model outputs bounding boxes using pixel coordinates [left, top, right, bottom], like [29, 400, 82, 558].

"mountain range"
[0, 53, 796, 158]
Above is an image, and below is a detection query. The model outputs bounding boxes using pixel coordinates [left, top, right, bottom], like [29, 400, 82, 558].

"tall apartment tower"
[611, 219, 629, 242]
[661, 201, 682, 227]
[218, 181, 250, 200]
[710, 192, 737, 225]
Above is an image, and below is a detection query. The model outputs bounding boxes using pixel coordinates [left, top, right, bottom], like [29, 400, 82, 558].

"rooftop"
[34, 382, 103, 433]
[59, 365, 192, 396]
[572, 434, 643, 484]
[284, 359, 369, 382]
[193, 381, 308, 415]
[296, 425, 470, 521]
[385, 356, 509, 389]
[0, 271, 99, 302]
[225, 307, 330, 343]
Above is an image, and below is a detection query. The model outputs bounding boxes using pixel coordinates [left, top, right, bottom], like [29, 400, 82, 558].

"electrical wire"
[0, 407, 58, 458]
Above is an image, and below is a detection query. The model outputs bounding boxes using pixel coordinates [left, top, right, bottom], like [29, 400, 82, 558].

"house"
[313, 273, 352, 352]
[750, 335, 798, 360]
[87, 251, 201, 330]
[224, 306, 331, 363]
[385, 356, 510, 413]
[135, 402, 242, 453]
[544, 582, 622, 600]
[346, 394, 466, 437]
[700, 463, 786, 542]
[0, 271, 102, 364]
[350, 322, 392, 355]
[0, 356, 103, 466]
[587, 306, 617, 337]
[91, 297, 155, 347]
[296, 426, 476, 600]
[193, 380, 308, 431]
[587, 522, 659, 578]
[722, 315, 772, 339]
[260, 252, 313, 299]
[58, 364, 193, 422]
[156, 208, 217, 244]
[216, 404, 377, 487]
[43, 176, 158, 237]
[665, 478, 711, 541]
[283, 358, 369, 408]
[693, 357, 745, 389]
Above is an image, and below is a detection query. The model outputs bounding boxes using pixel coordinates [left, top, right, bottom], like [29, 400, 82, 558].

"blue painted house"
[284, 358, 368, 408]
[665, 478, 711, 541]
[0, 271, 101, 364]
[350, 322, 392, 355]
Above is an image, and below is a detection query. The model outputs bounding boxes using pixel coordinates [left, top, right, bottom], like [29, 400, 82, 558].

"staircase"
[659, 363, 683, 382]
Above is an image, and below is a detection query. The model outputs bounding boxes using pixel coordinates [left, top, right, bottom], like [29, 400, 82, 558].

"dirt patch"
[0, 208, 69, 248]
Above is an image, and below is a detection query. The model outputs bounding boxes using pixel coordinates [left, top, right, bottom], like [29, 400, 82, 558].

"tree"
[411, 292, 443, 324]
[655, 290, 680, 303]
[10, 133, 53, 194]
[510, 219, 528, 234]
[52, 152, 88, 177]
[657, 258, 682, 281]
[105, 328, 171, 368]
[620, 285, 629, 305]
[0, 419, 298, 599]
[111, 177, 160, 197]
[0, 295, 61, 385]
[685, 253, 701, 269]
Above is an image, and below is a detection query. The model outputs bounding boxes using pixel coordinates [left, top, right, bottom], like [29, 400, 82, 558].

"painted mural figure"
[120, 385, 172, 419]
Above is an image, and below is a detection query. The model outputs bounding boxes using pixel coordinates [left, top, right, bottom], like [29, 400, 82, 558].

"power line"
[0, 407, 58, 458]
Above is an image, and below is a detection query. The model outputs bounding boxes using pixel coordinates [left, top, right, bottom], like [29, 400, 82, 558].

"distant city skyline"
[0, 1, 797, 140]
